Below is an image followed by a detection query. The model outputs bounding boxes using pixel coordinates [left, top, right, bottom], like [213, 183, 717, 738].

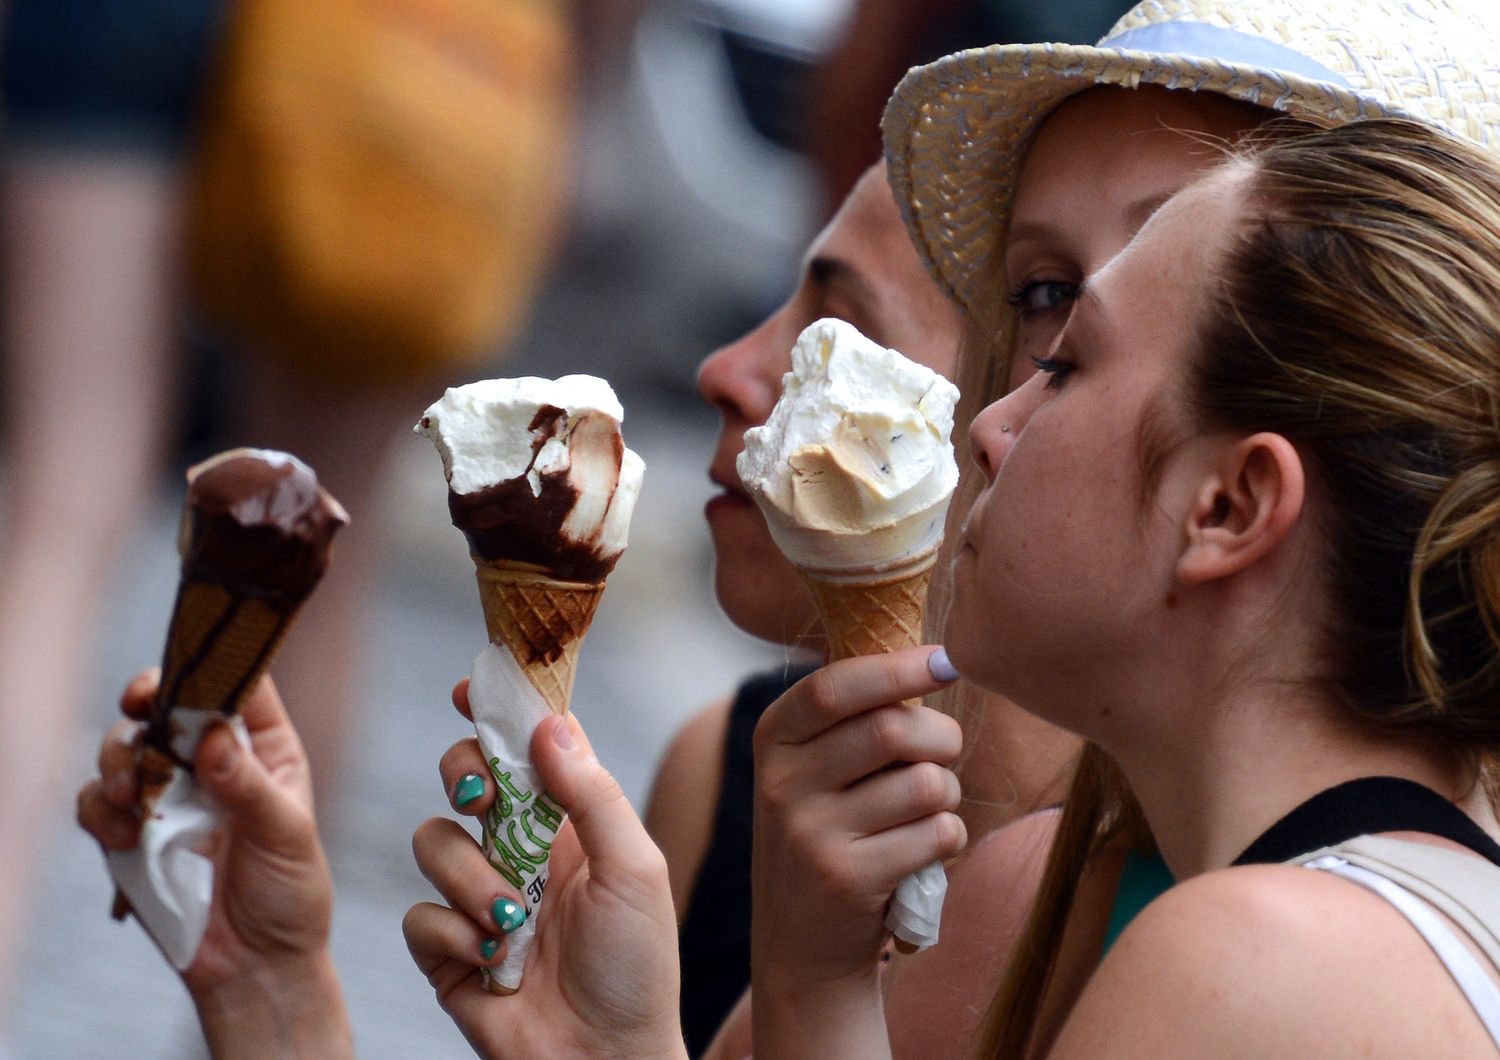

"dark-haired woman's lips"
[705, 489, 755, 522]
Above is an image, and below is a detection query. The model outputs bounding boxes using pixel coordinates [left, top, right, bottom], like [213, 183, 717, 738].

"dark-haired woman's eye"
[1029, 355, 1076, 390]
[1007, 280, 1079, 318]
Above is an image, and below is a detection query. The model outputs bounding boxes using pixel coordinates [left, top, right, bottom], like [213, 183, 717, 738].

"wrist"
[752, 966, 887, 1059]
[192, 949, 353, 1059]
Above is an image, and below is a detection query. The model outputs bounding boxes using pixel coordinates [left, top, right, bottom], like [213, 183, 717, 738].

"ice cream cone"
[799, 544, 938, 662]
[473, 559, 604, 716]
[155, 580, 299, 720]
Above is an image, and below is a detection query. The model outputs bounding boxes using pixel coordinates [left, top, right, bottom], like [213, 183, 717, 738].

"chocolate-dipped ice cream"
[416, 375, 644, 996]
[150, 448, 347, 751]
[180, 448, 348, 596]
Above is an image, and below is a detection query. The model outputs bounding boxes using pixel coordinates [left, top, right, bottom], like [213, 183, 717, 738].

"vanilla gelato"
[738, 318, 959, 573]
[417, 376, 645, 581]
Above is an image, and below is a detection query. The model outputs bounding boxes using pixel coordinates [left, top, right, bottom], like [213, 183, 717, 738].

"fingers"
[759, 647, 958, 747]
[412, 817, 529, 938]
[194, 721, 318, 860]
[403, 901, 506, 979]
[120, 668, 159, 721]
[98, 719, 143, 806]
[80, 717, 146, 851]
[439, 738, 492, 816]
[237, 674, 298, 739]
[848, 812, 967, 893]
[836, 761, 962, 838]
[452, 679, 473, 722]
[77, 779, 141, 851]
[777, 703, 962, 791]
[530, 714, 665, 889]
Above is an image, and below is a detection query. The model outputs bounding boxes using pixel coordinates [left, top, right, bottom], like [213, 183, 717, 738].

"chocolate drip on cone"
[446, 408, 625, 583]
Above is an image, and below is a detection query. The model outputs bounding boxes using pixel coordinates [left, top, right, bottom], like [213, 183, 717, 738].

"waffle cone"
[799, 546, 937, 662]
[474, 560, 604, 715]
[154, 580, 300, 723]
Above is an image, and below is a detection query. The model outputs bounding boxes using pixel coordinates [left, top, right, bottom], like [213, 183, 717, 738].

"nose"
[696, 315, 784, 430]
[968, 375, 1047, 481]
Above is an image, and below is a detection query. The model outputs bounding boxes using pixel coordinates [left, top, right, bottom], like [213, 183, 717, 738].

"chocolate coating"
[448, 407, 625, 582]
[182, 449, 348, 598]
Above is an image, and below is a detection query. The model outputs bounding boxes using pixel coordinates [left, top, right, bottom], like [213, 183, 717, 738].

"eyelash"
[1030, 355, 1076, 389]
[1006, 279, 1080, 318]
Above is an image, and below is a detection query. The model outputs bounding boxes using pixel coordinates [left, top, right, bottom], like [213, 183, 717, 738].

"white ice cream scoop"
[738, 318, 959, 573]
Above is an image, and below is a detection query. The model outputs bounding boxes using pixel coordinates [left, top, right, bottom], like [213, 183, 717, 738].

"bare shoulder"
[1047, 863, 1498, 1059]
[644, 695, 733, 917]
[886, 810, 1060, 1058]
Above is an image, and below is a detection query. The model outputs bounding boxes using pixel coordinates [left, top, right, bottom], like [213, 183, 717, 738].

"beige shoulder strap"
[1293, 834, 1500, 971]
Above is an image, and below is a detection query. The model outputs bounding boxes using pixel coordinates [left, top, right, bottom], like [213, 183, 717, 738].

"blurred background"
[0, 0, 1120, 1054]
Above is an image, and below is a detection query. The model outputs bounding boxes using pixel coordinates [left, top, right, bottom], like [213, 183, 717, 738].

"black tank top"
[677, 664, 817, 1057]
[1232, 776, 1500, 868]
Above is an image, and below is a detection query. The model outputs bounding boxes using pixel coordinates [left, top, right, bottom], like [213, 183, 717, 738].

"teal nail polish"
[492, 897, 526, 934]
[453, 773, 486, 809]
[480, 938, 499, 960]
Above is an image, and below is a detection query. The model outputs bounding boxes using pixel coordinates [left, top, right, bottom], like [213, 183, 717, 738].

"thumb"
[195, 723, 315, 858]
[530, 714, 651, 876]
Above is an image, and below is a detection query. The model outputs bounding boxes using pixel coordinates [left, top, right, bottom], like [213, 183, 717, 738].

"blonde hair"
[979, 116, 1500, 1056]
[1203, 118, 1500, 757]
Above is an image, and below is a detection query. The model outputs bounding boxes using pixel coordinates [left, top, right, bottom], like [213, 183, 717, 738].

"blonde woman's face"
[948, 171, 1245, 721]
[1004, 85, 1263, 391]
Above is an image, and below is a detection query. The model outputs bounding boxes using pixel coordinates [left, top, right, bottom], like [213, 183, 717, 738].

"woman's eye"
[1007, 280, 1079, 317]
[1029, 355, 1076, 390]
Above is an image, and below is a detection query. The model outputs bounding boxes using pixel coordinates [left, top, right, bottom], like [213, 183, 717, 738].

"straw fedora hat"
[883, 0, 1500, 317]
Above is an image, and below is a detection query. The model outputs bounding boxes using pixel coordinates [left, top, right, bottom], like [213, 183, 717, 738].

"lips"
[708, 457, 753, 503]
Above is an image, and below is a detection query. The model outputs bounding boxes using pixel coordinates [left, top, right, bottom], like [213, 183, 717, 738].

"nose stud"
[1000, 425, 1011, 433]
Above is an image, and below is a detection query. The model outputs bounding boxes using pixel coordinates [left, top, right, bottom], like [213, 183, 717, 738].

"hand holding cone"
[739, 318, 959, 953]
[418, 376, 644, 992]
[110, 448, 346, 961]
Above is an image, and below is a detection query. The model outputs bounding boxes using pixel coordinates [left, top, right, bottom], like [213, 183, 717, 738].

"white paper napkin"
[465, 643, 568, 991]
[887, 859, 947, 949]
[106, 710, 249, 969]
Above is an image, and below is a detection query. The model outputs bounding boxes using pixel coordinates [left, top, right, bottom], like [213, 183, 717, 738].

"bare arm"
[645, 697, 732, 919]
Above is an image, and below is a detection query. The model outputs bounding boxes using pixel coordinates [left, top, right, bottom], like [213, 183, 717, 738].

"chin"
[939, 600, 1012, 695]
[713, 552, 819, 647]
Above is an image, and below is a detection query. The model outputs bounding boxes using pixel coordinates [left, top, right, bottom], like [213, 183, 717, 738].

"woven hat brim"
[883, 41, 1399, 315]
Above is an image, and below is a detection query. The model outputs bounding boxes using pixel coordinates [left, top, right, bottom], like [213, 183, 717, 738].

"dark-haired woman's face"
[948, 171, 1246, 729]
[1005, 85, 1265, 391]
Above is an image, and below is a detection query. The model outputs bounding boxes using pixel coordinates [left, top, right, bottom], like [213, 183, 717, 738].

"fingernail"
[480, 938, 499, 960]
[551, 716, 576, 751]
[453, 773, 485, 809]
[492, 897, 526, 934]
[928, 647, 960, 683]
[206, 732, 238, 778]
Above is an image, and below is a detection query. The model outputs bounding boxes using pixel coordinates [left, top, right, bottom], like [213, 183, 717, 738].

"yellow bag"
[185, 0, 575, 383]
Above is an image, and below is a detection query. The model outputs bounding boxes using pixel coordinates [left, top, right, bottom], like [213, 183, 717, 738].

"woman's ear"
[1175, 433, 1305, 586]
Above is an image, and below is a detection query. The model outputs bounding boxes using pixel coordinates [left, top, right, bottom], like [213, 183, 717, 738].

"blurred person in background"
[0, 0, 228, 1040]
[0, 0, 592, 1040]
